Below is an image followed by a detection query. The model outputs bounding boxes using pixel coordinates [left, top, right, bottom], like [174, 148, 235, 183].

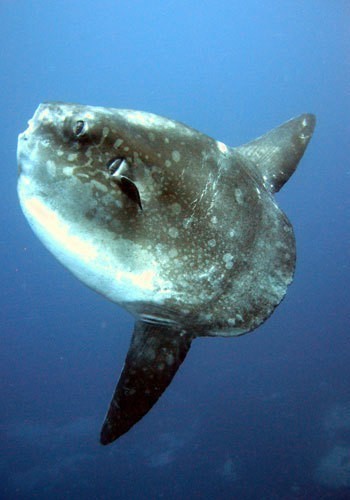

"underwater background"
[1, 1, 349, 498]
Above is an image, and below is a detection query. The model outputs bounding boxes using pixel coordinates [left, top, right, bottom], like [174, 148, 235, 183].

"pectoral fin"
[100, 321, 193, 445]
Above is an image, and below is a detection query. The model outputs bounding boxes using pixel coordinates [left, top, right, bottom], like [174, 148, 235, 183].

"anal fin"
[100, 321, 193, 445]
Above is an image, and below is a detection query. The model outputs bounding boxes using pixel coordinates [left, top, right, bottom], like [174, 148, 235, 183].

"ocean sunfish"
[17, 103, 315, 444]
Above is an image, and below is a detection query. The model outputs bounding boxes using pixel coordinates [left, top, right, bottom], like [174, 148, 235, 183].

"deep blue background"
[1, 1, 349, 498]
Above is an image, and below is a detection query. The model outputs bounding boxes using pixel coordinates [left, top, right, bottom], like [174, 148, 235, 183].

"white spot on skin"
[68, 153, 78, 162]
[182, 218, 192, 229]
[169, 248, 178, 258]
[234, 189, 243, 204]
[223, 253, 234, 270]
[113, 139, 124, 149]
[62, 166, 74, 176]
[208, 239, 216, 247]
[211, 216, 218, 224]
[168, 227, 179, 238]
[217, 141, 228, 154]
[165, 160, 171, 167]
[37, 107, 51, 122]
[171, 203, 181, 215]
[126, 111, 155, 126]
[172, 150, 181, 163]
[102, 127, 109, 137]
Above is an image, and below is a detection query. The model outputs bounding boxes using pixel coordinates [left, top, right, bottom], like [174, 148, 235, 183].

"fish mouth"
[17, 126, 35, 177]
[17, 105, 46, 177]
[17, 132, 28, 176]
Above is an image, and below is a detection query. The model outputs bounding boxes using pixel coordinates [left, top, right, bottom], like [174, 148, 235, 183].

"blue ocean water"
[1, 1, 349, 498]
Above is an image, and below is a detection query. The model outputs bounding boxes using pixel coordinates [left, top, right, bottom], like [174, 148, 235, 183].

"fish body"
[17, 103, 315, 444]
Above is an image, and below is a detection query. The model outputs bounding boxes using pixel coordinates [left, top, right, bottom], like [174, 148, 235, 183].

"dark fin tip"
[100, 321, 193, 445]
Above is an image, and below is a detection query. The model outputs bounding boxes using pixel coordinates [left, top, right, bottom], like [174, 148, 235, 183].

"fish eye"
[74, 120, 86, 137]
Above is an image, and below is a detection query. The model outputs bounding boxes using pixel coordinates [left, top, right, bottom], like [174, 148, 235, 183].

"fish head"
[17, 102, 235, 328]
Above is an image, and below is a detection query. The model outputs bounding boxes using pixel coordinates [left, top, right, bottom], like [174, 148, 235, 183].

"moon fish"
[17, 103, 316, 444]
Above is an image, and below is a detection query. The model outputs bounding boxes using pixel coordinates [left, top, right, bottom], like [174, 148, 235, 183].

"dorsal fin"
[100, 321, 193, 445]
[235, 114, 316, 193]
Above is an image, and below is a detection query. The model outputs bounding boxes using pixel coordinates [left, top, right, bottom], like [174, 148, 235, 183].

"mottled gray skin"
[17, 103, 315, 443]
